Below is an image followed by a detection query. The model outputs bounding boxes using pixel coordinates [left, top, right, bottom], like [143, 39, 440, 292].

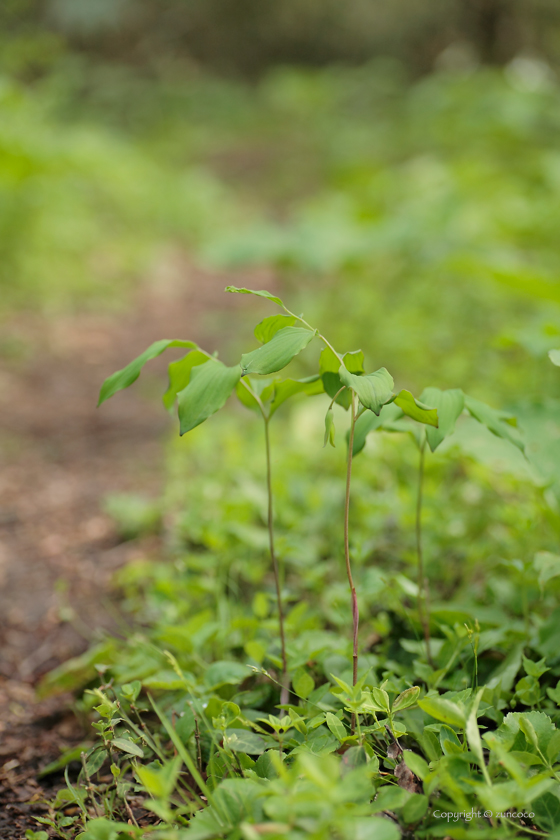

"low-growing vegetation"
[31, 287, 560, 839]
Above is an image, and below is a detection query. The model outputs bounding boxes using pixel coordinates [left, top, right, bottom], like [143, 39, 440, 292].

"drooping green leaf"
[162, 351, 209, 411]
[240, 327, 316, 375]
[269, 375, 324, 416]
[465, 689, 485, 772]
[420, 387, 465, 451]
[464, 394, 524, 452]
[319, 348, 362, 410]
[324, 406, 335, 448]
[254, 314, 296, 343]
[37, 746, 90, 778]
[98, 339, 198, 406]
[393, 390, 438, 427]
[418, 696, 465, 728]
[549, 349, 560, 366]
[225, 285, 284, 307]
[223, 728, 266, 755]
[338, 366, 394, 415]
[352, 402, 410, 456]
[178, 361, 241, 434]
[343, 350, 364, 374]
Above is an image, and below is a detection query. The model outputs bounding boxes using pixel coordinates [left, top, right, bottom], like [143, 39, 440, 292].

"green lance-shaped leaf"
[338, 365, 394, 415]
[464, 394, 524, 452]
[98, 339, 198, 406]
[254, 314, 296, 344]
[178, 361, 241, 434]
[240, 326, 317, 376]
[352, 402, 410, 456]
[419, 387, 464, 452]
[162, 351, 209, 411]
[225, 285, 284, 307]
[549, 349, 560, 366]
[393, 389, 438, 427]
[324, 406, 336, 448]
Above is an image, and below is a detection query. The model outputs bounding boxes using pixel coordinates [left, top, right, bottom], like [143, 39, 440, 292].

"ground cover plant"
[29, 287, 560, 839]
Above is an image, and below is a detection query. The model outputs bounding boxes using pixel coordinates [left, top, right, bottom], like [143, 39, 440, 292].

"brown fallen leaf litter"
[0, 261, 276, 838]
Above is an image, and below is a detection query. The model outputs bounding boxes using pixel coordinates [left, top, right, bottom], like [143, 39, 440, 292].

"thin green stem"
[264, 417, 289, 706]
[416, 438, 434, 667]
[345, 393, 359, 734]
[281, 307, 342, 362]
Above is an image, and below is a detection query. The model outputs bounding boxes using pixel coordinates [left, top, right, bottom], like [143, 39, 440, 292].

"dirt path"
[0, 260, 275, 836]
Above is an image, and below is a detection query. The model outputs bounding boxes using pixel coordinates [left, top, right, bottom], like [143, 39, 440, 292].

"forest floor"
[0, 259, 275, 837]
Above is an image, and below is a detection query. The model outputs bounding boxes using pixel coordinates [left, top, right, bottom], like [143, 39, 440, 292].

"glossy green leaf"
[338, 365, 394, 415]
[225, 285, 284, 307]
[393, 390, 438, 427]
[420, 387, 465, 451]
[254, 314, 296, 343]
[162, 351, 209, 411]
[240, 327, 316, 375]
[352, 402, 410, 456]
[324, 406, 335, 448]
[98, 339, 198, 406]
[464, 394, 524, 452]
[549, 349, 560, 366]
[178, 361, 241, 435]
[223, 728, 266, 755]
[112, 738, 144, 758]
[418, 696, 465, 728]
[269, 375, 324, 416]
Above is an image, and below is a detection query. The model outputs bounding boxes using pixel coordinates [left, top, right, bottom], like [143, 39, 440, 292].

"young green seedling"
[225, 286, 438, 710]
[352, 387, 524, 668]
[236, 319, 324, 704]
[98, 316, 322, 707]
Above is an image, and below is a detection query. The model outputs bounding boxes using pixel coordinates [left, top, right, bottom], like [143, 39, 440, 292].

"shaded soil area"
[0, 261, 275, 837]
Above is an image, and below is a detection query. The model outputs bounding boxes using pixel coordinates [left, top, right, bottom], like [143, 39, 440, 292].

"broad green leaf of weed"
[338, 365, 394, 415]
[420, 387, 465, 452]
[393, 389, 438, 427]
[178, 361, 241, 434]
[98, 338, 198, 405]
[240, 326, 316, 375]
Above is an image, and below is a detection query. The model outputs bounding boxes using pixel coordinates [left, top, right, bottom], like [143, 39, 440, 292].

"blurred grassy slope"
[3, 61, 560, 405]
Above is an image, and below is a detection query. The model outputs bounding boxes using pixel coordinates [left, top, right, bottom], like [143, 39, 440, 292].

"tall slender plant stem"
[264, 416, 289, 706]
[416, 437, 434, 667]
[345, 394, 359, 689]
[240, 378, 289, 705]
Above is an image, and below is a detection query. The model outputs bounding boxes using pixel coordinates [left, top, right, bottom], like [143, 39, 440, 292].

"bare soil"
[0, 259, 276, 837]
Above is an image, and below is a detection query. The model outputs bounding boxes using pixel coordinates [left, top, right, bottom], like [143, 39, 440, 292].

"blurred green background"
[3, 0, 560, 401]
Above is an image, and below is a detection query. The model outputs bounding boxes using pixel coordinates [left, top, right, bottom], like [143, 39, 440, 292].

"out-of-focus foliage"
[3, 0, 560, 76]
